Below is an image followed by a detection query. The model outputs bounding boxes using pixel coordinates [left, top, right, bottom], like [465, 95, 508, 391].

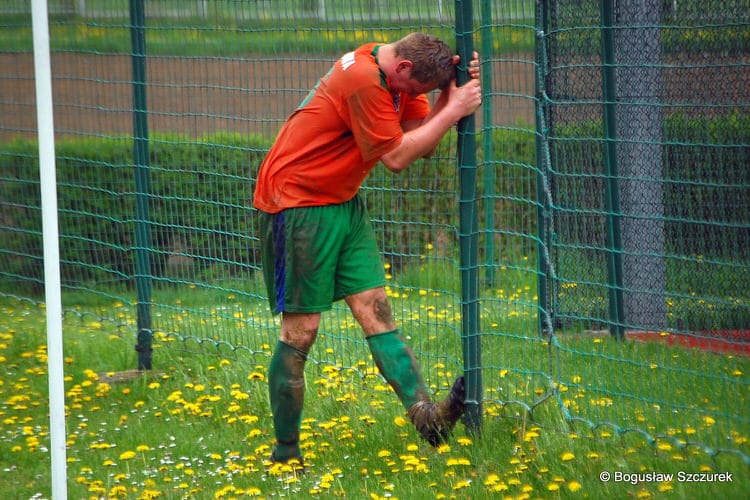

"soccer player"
[253, 32, 482, 464]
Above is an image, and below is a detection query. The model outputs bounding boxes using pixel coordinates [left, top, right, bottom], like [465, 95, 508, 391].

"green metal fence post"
[480, 0, 496, 289]
[534, 0, 552, 337]
[130, 0, 153, 369]
[455, 0, 482, 436]
[599, 0, 625, 339]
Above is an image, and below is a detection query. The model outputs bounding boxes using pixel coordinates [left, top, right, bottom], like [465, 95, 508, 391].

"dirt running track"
[1, 53, 535, 141]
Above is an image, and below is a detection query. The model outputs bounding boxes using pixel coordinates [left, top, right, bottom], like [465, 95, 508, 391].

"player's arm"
[382, 76, 481, 171]
[399, 90, 451, 159]
[380, 92, 471, 172]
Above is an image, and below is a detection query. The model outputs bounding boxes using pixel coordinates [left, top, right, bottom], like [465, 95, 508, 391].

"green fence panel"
[539, 0, 749, 459]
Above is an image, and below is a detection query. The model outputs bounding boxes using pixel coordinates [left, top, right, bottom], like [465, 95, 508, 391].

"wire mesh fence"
[0, 0, 748, 464]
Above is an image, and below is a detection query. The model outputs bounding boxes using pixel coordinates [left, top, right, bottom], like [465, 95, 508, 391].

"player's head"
[392, 33, 455, 90]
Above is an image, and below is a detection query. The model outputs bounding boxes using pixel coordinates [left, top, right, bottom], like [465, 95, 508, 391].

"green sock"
[268, 340, 307, 460]
[366, 329, 430, 409]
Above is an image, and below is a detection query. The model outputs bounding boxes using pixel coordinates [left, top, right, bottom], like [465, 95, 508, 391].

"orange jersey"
[253, 43, 430, 213]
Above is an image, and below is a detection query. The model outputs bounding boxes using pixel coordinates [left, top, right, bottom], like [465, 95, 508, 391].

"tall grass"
[1, 293, 747, 499]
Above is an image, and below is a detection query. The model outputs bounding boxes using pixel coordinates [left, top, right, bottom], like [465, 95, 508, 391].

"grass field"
[1, 293, 747, 499]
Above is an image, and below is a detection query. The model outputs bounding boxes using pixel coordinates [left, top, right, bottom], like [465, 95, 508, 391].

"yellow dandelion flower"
[246, 429, 262, 438]
[561, 452, 575, 461]
[393, 416, 407, 427]
[491, 482, 509, 492]
[231, 390, 250, 400]
[547, 483, 560, 491]
[452, 479, 471, 490]
[119, 450, 137, 460]
[567, 480, 582, 492]
[378, 450, 391, 458]
[523, 434, 537, 442]
[110, 485, 127, 496]
[484, 473, 500, 486]
[446, 457, 471, 466]
[703, 416, 716, 426]
[140, 489, 161, 499]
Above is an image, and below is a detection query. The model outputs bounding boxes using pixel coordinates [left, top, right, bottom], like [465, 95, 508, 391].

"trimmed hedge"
[2, 114, 748, 293]
[1, 133, 268, 289]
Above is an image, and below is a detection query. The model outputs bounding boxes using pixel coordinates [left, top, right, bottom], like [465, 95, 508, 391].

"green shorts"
[259, 194, 386, 314]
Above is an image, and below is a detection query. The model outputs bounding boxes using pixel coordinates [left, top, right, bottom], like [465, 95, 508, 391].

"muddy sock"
[268, 340, 307, 461]
[366, 329, 430, 409]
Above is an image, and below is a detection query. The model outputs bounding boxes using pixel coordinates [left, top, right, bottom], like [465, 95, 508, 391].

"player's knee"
[280, 314, 320, 351]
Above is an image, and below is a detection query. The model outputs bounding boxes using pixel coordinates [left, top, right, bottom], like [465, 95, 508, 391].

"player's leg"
[335, 196, 465, 446]
[268, 312, 319, 463]
[259, 207, 339, 464]
[347, 289, 465, 446]
[346, 287, 429, 406]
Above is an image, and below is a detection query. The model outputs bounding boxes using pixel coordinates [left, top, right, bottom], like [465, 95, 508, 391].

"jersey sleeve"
[345, 83, 404, 162]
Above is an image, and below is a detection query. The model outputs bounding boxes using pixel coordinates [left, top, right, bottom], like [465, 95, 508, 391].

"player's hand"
[446, 76, 482, 118]
[451, 51, 481, 80]
[467, 51, 480, 80]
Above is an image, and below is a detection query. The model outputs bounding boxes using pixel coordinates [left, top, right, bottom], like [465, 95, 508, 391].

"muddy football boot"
[269, 439, 304, 466]
[267, 444, 306, 477]
[407, 376, 466, 446]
